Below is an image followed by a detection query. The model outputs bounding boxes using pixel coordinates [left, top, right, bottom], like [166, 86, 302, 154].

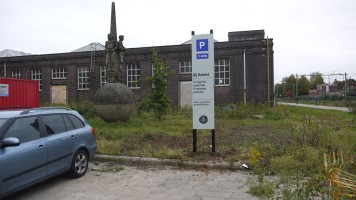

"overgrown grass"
[74, 102, 355, 174]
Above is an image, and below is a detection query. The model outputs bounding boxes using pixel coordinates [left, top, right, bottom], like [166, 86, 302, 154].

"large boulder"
[93, 83, 136, 122]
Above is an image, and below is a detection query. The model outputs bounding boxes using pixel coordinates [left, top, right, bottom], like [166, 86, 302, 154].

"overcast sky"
[1, 0, 355, 83]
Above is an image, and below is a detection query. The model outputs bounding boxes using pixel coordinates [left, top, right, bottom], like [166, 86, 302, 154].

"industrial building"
[0, 30, 274, 107]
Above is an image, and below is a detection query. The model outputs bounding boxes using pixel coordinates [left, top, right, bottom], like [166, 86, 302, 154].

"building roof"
[0, 49, 32, 57]
[71, 42, 105, 52]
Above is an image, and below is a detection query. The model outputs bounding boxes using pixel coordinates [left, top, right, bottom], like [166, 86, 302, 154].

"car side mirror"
[1, 137, 20, 148]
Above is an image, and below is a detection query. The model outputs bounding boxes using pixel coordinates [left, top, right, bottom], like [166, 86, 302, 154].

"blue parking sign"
[196, 39, 208, 51]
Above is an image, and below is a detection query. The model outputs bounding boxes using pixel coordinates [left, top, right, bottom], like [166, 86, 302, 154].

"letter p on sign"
[196, 39, 208, 51]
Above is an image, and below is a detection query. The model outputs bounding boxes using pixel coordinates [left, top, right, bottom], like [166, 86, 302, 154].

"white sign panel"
[0, 84, 9, 97]
[192, 34, 215, 129]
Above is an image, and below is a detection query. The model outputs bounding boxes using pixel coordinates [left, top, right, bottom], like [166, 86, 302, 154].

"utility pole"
[336, 72, 348, 102]
[243, 49, 247, 105]
[267, 37, 271, 106]
[295, 73, 298, 103]
[344, 72, 347, 102]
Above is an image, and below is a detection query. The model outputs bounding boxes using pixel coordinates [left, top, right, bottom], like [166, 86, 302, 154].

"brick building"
[0, 30, 274, 107]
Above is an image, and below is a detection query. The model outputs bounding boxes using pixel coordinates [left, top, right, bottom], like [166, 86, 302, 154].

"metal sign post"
[191, 30, 216, 153]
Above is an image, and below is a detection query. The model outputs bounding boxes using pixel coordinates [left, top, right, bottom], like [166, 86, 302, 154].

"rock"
[94, 83, 136, 122]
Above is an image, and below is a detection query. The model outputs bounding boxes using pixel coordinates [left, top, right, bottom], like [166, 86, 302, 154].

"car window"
[3, 117, 40, 143]
[0, 119, 6, 128]
[63, 115, 75, 131]
[67, 114, 85, 129]
[42, 114, 66, 135]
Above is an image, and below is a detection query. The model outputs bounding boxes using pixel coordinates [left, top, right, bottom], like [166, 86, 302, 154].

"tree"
[347, 79, 356, 96]
[275, 83, 284, 97]
[298, 75, 311, 95]
[283, 74, 296, 97]
[310, 72, 324, 90]
[334, 78, 356, 96]
[139, 50, 171, 120]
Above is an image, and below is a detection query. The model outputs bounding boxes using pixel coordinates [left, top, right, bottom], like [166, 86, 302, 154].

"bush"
[42, 101, 97, 119]
[68, 101, 97, 119]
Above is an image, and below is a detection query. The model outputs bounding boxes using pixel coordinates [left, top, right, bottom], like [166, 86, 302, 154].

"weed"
[249, 143, 264, 168]
[102, 165, 124, 172]
[275, 176, 316, 200]
[295, 115, 323, 147]
[248, 177, 275, 199]
[271, 146, 322, 176]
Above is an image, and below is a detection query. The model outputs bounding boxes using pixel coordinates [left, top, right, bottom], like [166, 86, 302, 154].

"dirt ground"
[6, 162, 259, 200]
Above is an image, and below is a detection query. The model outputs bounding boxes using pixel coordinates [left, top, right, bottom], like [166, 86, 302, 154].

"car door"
[42, 114, 78, 176]
[0, 116, 47, 195]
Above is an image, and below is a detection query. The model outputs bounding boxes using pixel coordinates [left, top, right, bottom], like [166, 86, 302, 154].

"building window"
[77, 66, 89, 90]
[127, 63, 141, 88]
[215, 59, 230, 86]
[179, 60, 192, 74]
[100, 65, 108, 87]
[31, 68, 42, 91]
[52, 67, 67, 79]
[11, 69, 22, 79]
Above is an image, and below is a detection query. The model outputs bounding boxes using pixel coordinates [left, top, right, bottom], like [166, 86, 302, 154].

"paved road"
[6, 162, 258, 200]
[278, 102, 352, 112]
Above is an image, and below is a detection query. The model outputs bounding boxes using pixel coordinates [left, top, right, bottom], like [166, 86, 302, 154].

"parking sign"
[192, 34, 215, 130]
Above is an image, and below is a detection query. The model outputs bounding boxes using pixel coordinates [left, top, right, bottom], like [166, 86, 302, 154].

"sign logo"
[196, 39, 208, 51]
[199, 115, 208, 124]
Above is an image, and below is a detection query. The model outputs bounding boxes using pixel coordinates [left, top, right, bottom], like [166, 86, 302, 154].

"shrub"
[42, 101, 97, 119]
[68, 101, 97, 119]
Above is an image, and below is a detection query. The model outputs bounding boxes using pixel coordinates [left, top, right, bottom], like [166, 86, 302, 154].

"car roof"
[0, 107, 76, 119]
[0, 110, 23, 118]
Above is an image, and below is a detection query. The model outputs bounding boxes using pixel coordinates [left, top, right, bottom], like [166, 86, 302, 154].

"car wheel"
[70, 150, 88, 178]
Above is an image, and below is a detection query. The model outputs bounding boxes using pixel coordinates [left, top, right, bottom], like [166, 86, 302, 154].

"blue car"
[0, 107, 96, 199]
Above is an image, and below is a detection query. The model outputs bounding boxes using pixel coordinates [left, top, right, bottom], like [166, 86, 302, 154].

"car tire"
[69, 150, 88, 178]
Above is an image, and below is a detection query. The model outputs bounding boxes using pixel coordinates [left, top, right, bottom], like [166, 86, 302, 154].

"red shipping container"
[0, 78, 39, 109]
